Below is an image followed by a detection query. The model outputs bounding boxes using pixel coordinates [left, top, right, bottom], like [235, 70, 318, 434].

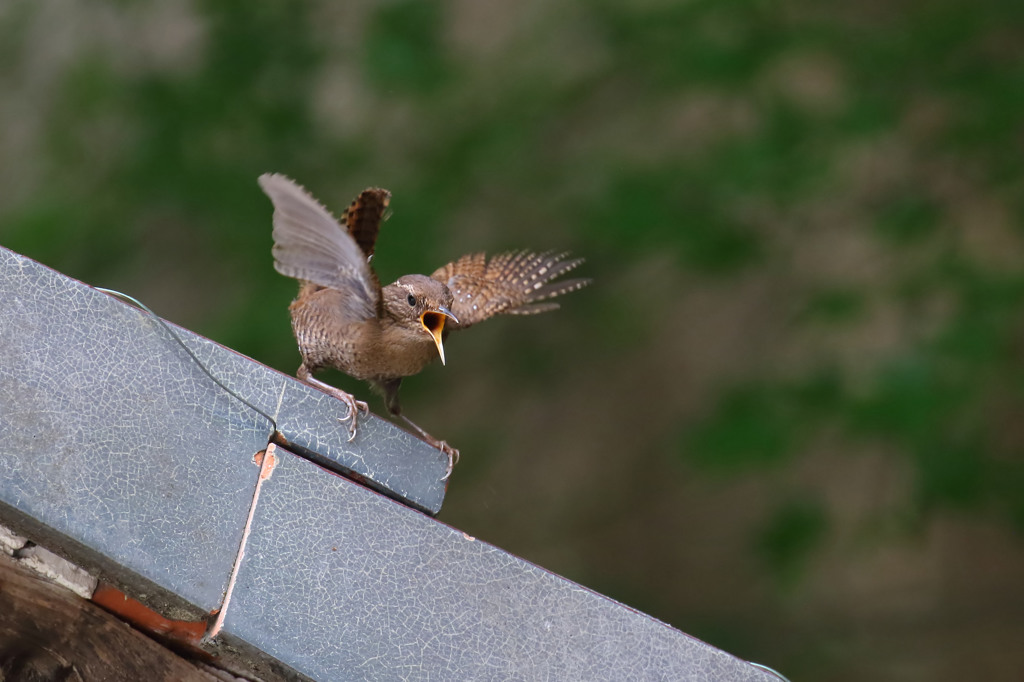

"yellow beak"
[420, 306, 459, 365]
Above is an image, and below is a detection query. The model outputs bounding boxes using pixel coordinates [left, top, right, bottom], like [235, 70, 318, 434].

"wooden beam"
[0, 554, 224, 682]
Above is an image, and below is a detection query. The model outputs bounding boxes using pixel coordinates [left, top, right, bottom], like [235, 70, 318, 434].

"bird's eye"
[407, 294, 416, 307]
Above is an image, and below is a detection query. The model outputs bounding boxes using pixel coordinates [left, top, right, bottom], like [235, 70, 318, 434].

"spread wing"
[431, 250, 590, 330]
[258, 173, 379, 320]
[343, 188, 390, 259]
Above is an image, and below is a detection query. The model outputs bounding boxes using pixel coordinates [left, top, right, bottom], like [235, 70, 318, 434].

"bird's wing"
[259, 173, 379, 320]
[343, 187, 390, 259]
[431, 250, 590, 330]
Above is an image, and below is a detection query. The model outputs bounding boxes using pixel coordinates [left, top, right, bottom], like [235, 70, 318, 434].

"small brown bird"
[259, 173, 590, 476]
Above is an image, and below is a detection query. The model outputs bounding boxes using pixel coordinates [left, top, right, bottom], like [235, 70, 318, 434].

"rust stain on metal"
[259, 447, 277, 481]
[92, 583, 210, 654]
[253, 446, 278, 480]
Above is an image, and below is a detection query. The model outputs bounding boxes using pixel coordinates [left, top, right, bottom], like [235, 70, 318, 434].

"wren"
[259, 174, 590, 477]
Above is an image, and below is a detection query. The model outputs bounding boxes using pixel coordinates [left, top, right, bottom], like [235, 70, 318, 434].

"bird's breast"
[289, 288, 439, 381]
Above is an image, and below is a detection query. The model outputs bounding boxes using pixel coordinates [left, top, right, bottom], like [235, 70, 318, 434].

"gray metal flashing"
[0, 245, 782, 681]
[218, 443, 778, 681]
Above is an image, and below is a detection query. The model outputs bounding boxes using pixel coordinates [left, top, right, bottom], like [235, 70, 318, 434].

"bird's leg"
[379, 379, 459, 479]
[296, 365, 368, 442]
[400, 414, 460, 480]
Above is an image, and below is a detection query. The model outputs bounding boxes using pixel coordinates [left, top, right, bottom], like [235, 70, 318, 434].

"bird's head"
[386, 275, 459, 364]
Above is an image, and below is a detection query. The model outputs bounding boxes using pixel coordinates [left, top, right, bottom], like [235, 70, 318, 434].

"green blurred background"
[3, 0, 1024, 679]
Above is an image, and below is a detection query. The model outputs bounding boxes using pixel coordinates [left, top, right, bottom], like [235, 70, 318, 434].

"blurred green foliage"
[757, 497, 829, 587]
[366, 0, 449, 93]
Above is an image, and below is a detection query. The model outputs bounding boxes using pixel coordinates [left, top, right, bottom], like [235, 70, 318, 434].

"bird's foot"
[400, 414, 460, 480]
[436, 441, 459, 481]
[333, 392, 370, 442]
[297, 371, 369, 442]
[418, 436, 459, 480]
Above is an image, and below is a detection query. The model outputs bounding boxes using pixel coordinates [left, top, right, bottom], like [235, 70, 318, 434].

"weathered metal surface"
[0, 246, 446, 619]
[0, 245, 782, 681]
[219, 445, 779, 682]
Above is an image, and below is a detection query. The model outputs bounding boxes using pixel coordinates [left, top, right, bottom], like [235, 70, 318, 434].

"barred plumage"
[431, 250, 591, 329]
[260, 173, 378, 322]
[344, 188, 390, 259]
[261, 173, 589, 474]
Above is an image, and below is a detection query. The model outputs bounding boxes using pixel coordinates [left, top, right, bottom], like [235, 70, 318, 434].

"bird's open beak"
[420, 306, 459, 365]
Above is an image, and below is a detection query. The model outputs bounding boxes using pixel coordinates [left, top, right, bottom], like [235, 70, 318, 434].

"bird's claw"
[334, 395, 369, 442]
[397, 414, 460, 480]
[439, 441, 459, 481]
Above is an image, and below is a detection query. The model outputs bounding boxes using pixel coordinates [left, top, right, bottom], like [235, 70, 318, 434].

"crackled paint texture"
[0, 247, 778, 679]
[163, 327, 450, 512]
[0, 248, 267, 614]
[223, 446, 778, 681]
[0, 247, 445, 615]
